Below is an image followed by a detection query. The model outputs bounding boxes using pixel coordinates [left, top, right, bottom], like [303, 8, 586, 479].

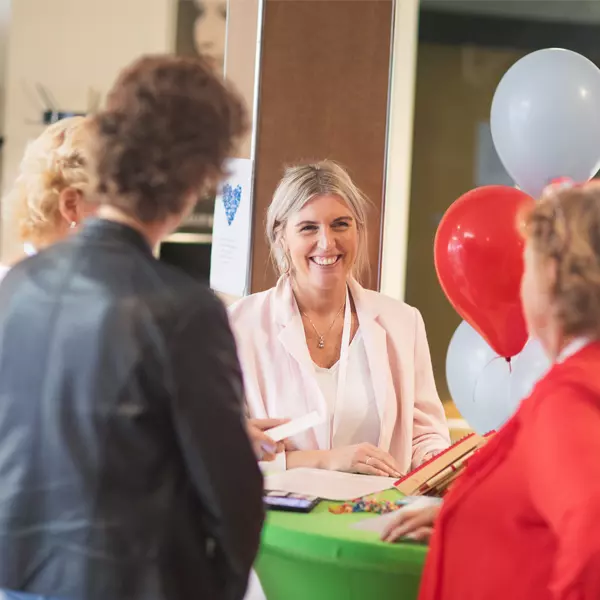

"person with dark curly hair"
[0, 54, 263, 600]
[0, 96, 284, 466]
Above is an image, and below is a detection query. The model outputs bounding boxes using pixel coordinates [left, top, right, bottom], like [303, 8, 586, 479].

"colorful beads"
[329, 497, 406, 515]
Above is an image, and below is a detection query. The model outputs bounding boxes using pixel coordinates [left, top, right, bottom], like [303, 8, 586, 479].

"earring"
[70, 221, 76, 229]
[278, 239, 291, 275]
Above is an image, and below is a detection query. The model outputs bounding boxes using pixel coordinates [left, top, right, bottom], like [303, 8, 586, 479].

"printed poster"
[209, 158, 254, 297]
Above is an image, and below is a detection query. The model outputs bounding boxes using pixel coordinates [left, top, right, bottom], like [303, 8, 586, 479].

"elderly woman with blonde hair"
[229, 160, 450, 476]
[2, 116, 97, 269]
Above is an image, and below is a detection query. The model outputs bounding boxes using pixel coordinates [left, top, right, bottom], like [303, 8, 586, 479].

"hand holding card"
[247, 418, 289, 461]
[265, 411, 324, 442]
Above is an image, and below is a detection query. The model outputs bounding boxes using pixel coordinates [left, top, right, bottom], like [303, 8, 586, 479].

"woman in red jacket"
[383, 181, 600, 600]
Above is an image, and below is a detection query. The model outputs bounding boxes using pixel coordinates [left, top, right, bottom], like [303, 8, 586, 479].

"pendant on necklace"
[317, 336, 325, 349]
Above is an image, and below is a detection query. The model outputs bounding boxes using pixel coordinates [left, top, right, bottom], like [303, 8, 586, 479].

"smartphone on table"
[264, 491, 321, 513]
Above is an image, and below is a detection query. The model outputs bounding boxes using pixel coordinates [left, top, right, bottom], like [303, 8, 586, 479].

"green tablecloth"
[256, 489, 427, 600]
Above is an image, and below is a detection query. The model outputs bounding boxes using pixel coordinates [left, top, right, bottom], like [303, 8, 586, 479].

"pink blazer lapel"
[349, 279, 398, 452]
[273, 276, 313, 371]
[277, 315, 314, 373]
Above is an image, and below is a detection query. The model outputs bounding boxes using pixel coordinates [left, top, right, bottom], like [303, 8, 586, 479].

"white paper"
[264, 468, 396, 501]
[210, 158, 254, 297]
[351, 496, 443, 534]
[266, 411, 324, 442]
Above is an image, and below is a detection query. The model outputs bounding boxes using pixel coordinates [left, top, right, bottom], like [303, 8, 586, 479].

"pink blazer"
[228, 276, 450, 472]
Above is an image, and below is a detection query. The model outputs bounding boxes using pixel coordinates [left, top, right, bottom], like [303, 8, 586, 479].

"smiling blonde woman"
[229, 160, 450, 476]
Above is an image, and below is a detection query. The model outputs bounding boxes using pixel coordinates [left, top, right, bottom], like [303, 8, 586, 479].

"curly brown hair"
[87, 54, 247, 222]
[523, 182, 600, 338]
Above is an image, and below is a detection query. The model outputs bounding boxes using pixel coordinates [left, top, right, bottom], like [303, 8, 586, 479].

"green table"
[256, 490, 427, 600]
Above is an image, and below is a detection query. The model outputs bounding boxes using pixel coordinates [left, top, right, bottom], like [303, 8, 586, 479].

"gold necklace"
[301, 302, 345, 349]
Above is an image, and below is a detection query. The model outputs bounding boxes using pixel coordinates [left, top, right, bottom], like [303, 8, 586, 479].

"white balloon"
[446, 321, 496, 421]
[491, 48, 600, 198]
[472, 357, 512, 434]
[446, 321, 551, 434]
[510, 337, 551, 406]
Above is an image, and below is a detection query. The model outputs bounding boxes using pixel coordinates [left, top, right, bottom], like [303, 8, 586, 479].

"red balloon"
[435, 186, 535, 358]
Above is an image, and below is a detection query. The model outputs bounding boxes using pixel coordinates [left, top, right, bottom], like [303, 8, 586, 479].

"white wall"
[380, 0, 419, 301]
[1, 0, 176, 260]
[0, 0, 11, 137]
[225, 0, 260, 161]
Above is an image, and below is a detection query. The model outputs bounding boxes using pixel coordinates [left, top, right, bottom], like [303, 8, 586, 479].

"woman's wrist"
[286, 449, 329, 470]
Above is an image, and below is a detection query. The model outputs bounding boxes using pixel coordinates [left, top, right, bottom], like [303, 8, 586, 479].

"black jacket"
[0, 219, 264, 600]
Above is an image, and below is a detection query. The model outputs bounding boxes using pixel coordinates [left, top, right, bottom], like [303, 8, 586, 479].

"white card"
[266, 411, 324, 442]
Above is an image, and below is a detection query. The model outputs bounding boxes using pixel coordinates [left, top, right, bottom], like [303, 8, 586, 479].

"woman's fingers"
[381, 506, 440, 542]
[370, 446, 403, 478]
[283, 438, 296, 452]
[247, 424, 278, 460]
[382, 512, 419, 542]
[408, 526, 433, 542]
[249, 417, 290, 431]
[246, 418, 291, 460]
[252, 427, 277, 448]
[363, 456, 399, 478]
[260, 450, 277, 462]
[353, 444, 403, 478]
[355, 461, 389, 477]
[384, 525, 433, 544]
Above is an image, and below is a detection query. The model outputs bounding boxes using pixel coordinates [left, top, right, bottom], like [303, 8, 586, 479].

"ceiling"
[420, 0, 600, 25]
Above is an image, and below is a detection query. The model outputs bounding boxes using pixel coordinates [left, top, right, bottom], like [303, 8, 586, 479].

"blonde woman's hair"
[266, 160, 370, 281]
[523, 181, 600, 338]
[4, 116, 90, 246]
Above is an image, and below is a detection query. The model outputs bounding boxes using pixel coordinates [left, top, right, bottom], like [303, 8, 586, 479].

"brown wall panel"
[251, 0, 393, 292]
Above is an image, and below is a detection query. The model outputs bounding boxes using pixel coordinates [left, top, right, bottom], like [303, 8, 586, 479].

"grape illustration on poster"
[222, 184, 242, 226]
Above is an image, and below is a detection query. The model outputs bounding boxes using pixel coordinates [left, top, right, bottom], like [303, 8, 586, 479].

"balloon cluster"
[436, 49, 600, 434]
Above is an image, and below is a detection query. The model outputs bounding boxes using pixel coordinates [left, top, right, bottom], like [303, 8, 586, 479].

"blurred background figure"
[0, 54, 263, 600]
[176, 0, 227, 72]
[0, 116, 97, 275]
[193, 0, 227, 68]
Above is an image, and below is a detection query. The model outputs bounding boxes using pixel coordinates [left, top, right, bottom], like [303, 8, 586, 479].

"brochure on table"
[265, 468, 396, 502]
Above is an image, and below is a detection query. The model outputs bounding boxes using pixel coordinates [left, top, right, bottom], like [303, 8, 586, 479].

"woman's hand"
[381, 504, 441, 543]
[246, 418, 289, 461]
[322, 443, 403, 478]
